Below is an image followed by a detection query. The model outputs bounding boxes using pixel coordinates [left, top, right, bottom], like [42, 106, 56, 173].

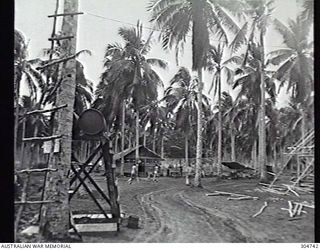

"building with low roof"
[113, 145, 164, 176]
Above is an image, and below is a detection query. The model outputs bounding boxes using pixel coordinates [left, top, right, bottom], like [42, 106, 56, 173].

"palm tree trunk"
[300, 108, 306, 152]
[252, 140, 257, 172]
[152, 130, 156, 152]
[194, 68, 203, 187]
[114, 133, 119, 153]
[258, 38, 267, 182]
[185, 135, 189, 169]
[273, 141, 277, 170]
[217, 71, 222, 176]
[135, 110, 139, 162]
[128, 133, 132, 149]
[231, 128, 236, 162]
[39, 0, 79, 239]
[14, 71, 22, 167]
[161, 136, 164, 159]
[120, 102, 125, 176]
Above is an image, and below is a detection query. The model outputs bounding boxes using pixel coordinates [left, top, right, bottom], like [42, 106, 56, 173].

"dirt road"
[134, 187, 239, 242]
[77, 177, 314, 243]
[131, 181, 270, 243]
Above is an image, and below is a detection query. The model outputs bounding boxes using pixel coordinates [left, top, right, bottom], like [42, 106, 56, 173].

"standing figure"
[128, 163, 138, 184]
[179, 165, 183, 177]
[153, 163, 159, 182]
[186, 165, 192, 186]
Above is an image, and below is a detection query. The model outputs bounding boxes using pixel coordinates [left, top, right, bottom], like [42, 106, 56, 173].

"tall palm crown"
[94, 21, 167, 128]
[233, 43, 276, 105]
[148, 0, 242, 70]
[229, 0, 275, 60]
[14, 30, 45, 102]
[269, 16, 313, 105]
[164, 67, 209, 134]
[207, 44, 240, 97]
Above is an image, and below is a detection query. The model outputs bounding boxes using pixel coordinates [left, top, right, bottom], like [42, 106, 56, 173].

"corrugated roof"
[113, 145, 163, 161]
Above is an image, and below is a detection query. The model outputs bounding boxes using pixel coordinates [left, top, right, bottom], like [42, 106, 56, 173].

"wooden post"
[143, 132, 146, 147]
[39, 0, 79, 240]
[102, 142, 120, 218]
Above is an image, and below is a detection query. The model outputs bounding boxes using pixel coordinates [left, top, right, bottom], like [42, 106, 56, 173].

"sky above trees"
[15, 0, 305, 107]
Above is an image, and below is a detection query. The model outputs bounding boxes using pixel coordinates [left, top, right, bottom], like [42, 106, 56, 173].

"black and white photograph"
[13, 0, 315, 244]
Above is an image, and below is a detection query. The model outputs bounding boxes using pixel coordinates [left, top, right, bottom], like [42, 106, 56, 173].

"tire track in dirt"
[132, 180, 269, 242]
[133, 188, 176, 243]
[158, 191, 224, 242]
[179, 191, 268, 242]
[133, 187, 224, 242]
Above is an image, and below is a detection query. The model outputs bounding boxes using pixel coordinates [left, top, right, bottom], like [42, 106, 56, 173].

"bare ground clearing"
[75, 176, 314, 243]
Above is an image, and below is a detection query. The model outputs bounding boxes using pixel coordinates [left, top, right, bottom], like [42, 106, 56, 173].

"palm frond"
[146, 58, 168, 69]
[273, 19, 297, 49]
[212, 4, 240, 37]
[229, 22, 248, 54]
[147, 0, 182, 13]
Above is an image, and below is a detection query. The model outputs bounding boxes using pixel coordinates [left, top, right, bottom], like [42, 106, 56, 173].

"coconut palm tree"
[37, 47, 92, 108]
[232, 43, 276, 173]
[140, 102, 168, 153]
[300, 0, 314, 23]
[206, 44, 241, 174]
[14, 30, 45, 163]
[229, 0, 275, 182]
[233, 97, 259, 168]
[148, 0, 243, 187]
[94, 21, 167, 165]
[219, 91, 239, 162]
[268, 16, 313, 140]
[164, 67, 209, 174]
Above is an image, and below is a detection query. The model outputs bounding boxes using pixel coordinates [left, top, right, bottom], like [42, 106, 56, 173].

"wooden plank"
[25, 104, 67, 116]
[228, 196, 258, 201]
[206, 191, 248, 197]
[72, 223, 117, 233]
[16, 168, 58, 174]
[36, 54, 79, 70]
[23, 135, 62, 142]
[48, 12, 84, 18]
[48, 35, 74, 41]
[15, 200, 57, 205]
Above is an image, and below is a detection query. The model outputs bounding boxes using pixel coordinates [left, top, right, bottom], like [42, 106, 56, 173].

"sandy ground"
[68, 175, 315, 243]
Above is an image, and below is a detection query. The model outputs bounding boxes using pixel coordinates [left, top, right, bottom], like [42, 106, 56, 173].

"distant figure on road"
[153, 164, 159, 182]
[186, 165, 192, 185]
[128, 163, 138, 184]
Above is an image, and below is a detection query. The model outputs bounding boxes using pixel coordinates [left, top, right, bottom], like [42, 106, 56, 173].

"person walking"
[128, 162, 138, 184]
